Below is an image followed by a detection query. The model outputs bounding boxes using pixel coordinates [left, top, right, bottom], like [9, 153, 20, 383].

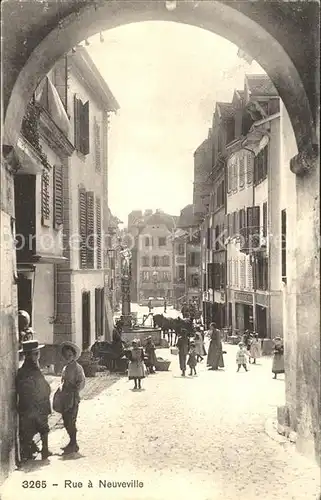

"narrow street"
[1, 340, 319, 500]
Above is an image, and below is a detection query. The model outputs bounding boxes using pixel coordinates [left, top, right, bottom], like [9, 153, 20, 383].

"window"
[189, 252, 200, 267]
[281, 209, 287, 283]
[52, 56, 68, 110]
[162, 255, 170, 267]
[215, 225, 220, 250]
[213, 263, 221, 290]
[142, 256, 149, 267]
[220, 263, 225, 288]
[189, 274, 199, 288]
[96, 197, 102, 269]
[79, 186, 87, 269]
[158, 237, 166, 247]
[216, 180, 225, 208]
[162, 271, 171, 282]
[232, 161, 238, 192]
[247, 206, 260, 250]
[145, 237, 150, 247]
[74, 95, 89, 155]
[255, 257, 268, 291]
[94, 118, 101, 172]
[142, 271, 150, 282]
[41, 169, 50, 226]
[239, 208, 247, 250]
[53, 165, 63, 228]
[95, 287, 104, 339]
[152, 255, 159, 267]
[178, 265, 185, 281]
[263, 202, 267, 238]
[254, 145, 268, 185]
[178, 243, 185, 255]
[207, 228, 211, 250]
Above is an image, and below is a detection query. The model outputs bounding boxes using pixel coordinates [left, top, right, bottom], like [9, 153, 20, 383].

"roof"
[138, 212, 178, 232]
[70, 46, 119, 112]
[108, 208, 122, 227]
[216, 102, 235, 119]
[176, 204, 199, 229]
[245, 74, 278, 97]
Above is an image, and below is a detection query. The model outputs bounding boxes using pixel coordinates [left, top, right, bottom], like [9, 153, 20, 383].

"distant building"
[128, 209, 177, 302]
[176, 205, 202, 309]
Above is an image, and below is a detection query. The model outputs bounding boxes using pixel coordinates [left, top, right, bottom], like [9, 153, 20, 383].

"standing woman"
[128, 339, 146, 389]
[176, 331, 190, 377]
[207, 322, 224, 370]
[59, 341, 85, 454]
[272, 337, 285, 379]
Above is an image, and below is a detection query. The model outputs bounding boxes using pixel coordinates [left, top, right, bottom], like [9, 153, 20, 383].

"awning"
[35, 76, 70, 136]
[241, 130, 269, 156]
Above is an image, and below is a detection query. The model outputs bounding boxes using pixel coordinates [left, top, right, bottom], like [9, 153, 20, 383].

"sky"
[86, 21, 264, 225]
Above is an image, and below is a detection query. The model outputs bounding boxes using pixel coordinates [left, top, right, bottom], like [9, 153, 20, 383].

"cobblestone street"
[1, 342, 319, 500]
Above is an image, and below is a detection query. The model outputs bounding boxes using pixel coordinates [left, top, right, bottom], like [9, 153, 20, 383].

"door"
[82, 291, 91, 350]
[17, 274, 33, 326]
[256, 305, 267, 338]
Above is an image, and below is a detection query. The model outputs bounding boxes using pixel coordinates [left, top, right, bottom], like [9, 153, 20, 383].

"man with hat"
[59, 341, 85, 454]
[16, 340, 52, 461]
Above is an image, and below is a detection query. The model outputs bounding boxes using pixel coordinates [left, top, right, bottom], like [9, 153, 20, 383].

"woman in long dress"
[272, 336, 284, 379]
[194, 329, 205, 362]
[128, 339, 146, 389]
[207, 322, 224, 370]
[249, 334, 262, 364]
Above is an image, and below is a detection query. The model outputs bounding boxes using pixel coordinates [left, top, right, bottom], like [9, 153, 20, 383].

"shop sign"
[234, 291, 253, 304]
[256, 292, 268, 307]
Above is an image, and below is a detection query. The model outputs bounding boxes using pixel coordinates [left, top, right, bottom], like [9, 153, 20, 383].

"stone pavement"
[1, 343, 320, 500]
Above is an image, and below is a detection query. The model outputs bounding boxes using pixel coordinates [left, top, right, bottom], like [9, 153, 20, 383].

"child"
[249, 334, 261, 364]
[144, 336, 157, 374]
[187, 341, 198, 376]
[236, 342, 248, 372]
[272, 337, 284, 379]
[194, 329, 205, 362]
[128, 339, 145, 389]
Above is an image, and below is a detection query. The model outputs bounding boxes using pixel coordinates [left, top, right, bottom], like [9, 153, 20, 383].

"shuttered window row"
[226, 206, 260, 251]
[41, 169, 50, 226]
[74, 95, 90, 155]
[53, 164, 63, 228]
[79, 186, 97, 269]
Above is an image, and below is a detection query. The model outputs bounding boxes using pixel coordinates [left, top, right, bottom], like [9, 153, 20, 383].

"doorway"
[82, 291, 91, 350]
[256, 305, 267, 338]
[17, 274, 33, 325]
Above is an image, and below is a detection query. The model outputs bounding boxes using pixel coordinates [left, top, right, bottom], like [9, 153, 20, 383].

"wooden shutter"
[86, 191, 95, 268]
[41, 169, 50, 226]
[96, 196, 102, 268]
[247, 154, 253, 184]
[263, 146, 268, 178]
[81, 100, 90, 155]
[252, 206, 260, 248]
[74, 95, 80, 150]
[263, 202, 267, 237]
[239, 156, 245, 187]
[79, 186, 87, 268]
[53, 164, 63, 228]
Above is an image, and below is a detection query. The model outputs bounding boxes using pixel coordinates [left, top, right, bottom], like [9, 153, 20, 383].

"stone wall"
[0, 162, 18, 485]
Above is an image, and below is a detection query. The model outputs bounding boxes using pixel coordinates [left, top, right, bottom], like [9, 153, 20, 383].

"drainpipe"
[243, 146, 257, 333]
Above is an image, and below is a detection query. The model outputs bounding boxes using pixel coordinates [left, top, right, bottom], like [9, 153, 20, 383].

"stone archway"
[2, 0, 318, 161]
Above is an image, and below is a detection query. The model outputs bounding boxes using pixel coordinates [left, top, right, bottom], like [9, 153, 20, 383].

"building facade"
[16, 47, 119, 360]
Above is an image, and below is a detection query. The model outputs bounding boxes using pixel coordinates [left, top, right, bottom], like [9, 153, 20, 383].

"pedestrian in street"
[164, 298, 167, 314]
[59, 341, 85, 454]
[236, 342, 248, 372]
[18, 310, 34, 345]
[187, 341, 198, 376]
[144, 336, 157, 374]
[16, 340, 52, 461]
[176, 331, 190, 377]
[249, 334, 262, 364]
[207, 322, 224, 370]
[148, 299, 153, 314]
[128, 339, 146, 389]
[272, 337, 285, 379]
[194, 328, 205, 362]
